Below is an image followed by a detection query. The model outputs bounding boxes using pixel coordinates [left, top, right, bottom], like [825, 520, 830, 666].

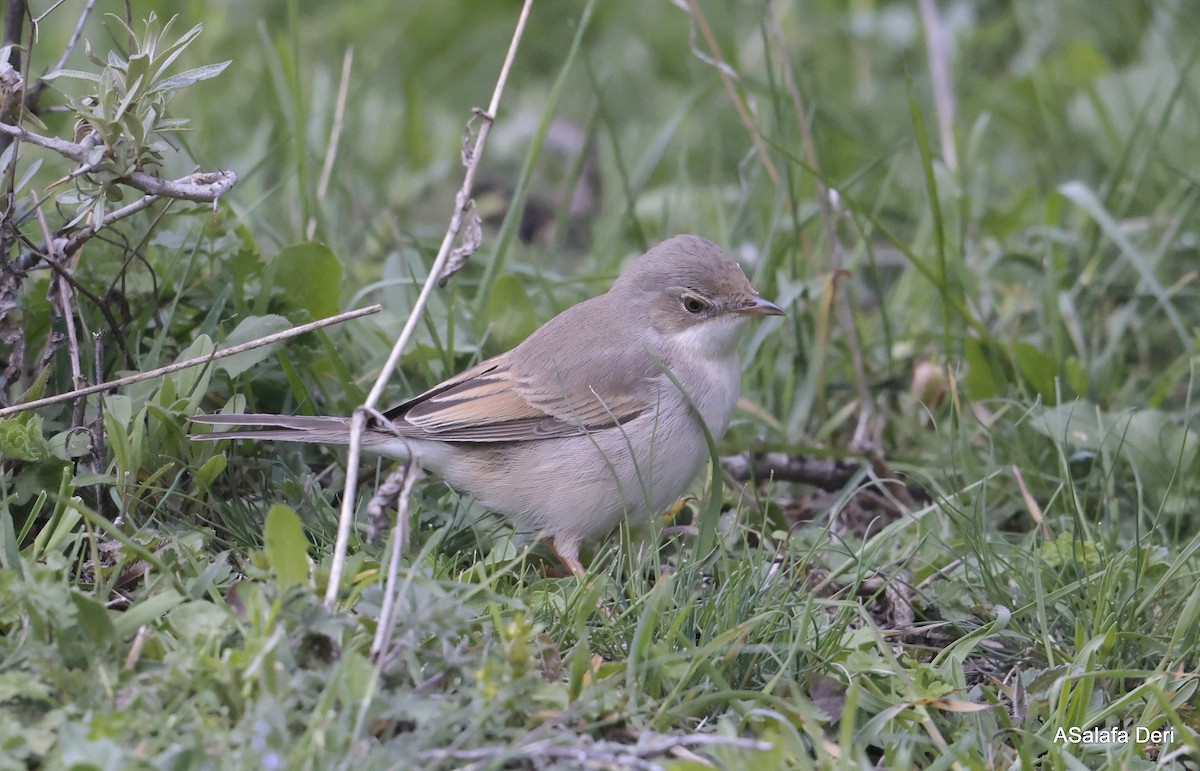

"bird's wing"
[383, 346, 662, 443]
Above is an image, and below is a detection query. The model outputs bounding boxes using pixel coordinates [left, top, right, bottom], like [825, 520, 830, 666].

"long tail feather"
[189, 414, 352, 444]
[189, 414, 349, 431]
[190, 428, 353, 444]
[189, 413, 415, 461]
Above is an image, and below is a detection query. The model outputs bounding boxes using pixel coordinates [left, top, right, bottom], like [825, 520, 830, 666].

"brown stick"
[683, 0, 781, 189]
[722, 451, 862, 491]
[0, 304, 382, 418]
[324, 0, 534, 610]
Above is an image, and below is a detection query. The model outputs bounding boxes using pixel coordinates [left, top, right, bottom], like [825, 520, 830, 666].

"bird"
[191, 235, 784, 578]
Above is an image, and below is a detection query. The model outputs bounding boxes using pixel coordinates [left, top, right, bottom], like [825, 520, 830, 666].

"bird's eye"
[682, 294, 708, 314]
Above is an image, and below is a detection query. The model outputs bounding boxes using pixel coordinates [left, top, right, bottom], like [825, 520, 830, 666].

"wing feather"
[381, 318, 663, 444]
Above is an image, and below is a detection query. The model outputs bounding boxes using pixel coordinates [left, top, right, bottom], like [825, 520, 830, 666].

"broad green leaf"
[147, 21, 204, 79]
[124, 53, 150, 98]
[165, 601, 229, 644]
[36, 504, 82, 557]
[113, 74, 144, 121]
[1041, 532, 1102, 571]
[57, 721, 129, 771]
[113, 588, 185, 637]
[271, 242, 344, 319]
[170, 335, 215, 412]
[1031, 402, 1199, 504]
[12, 362, 51, 405]
[215, 314, 292, 376]
[1064, 357, 1089, 399]
[1012, 342, 1058, 404]
[264, 504, 310, 589]
[186, 551, 232, 599]
[193, 455, 227, 492]
[105, 394, 134, 429]
[104, 409, 133, 480]
[0, 669, 50, 702]
[149, 60, 232, 93]
[70, 593, 117, 654]
[1058, 39, 1108, 85]
[0, 510, 23, 578]
[42, 68, 102, 82]
[963, 337, 1007, 400]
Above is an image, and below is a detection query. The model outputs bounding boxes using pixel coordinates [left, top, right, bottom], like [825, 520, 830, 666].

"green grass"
[2, 1, 1199, 768]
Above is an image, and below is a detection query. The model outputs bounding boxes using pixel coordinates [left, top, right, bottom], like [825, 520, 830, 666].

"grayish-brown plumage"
[191, 235, 784, 576]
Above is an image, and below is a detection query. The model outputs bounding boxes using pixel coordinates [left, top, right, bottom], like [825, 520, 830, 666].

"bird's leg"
[550, 536, 587, 580]
[661, 496, 699, 541]
[550, 535, 615, 618]
[663, 495, 693, 523]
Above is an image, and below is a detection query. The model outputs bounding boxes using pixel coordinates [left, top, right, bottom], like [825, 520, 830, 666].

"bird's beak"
[734, 296, 786, 317]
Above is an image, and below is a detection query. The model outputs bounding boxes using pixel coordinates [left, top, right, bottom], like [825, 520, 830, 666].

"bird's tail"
[189, 414, 354, 445]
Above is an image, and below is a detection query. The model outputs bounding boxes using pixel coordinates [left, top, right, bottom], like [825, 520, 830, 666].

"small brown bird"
[192, 235, 784, 577]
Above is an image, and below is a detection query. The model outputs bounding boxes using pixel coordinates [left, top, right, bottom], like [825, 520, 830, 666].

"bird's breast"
[662, 351, 742, 438]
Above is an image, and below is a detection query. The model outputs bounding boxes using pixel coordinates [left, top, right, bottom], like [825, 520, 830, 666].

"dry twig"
[324, 0, 534, 610]
[0, 121, 237, 203]
[0, 304, 382, 418]
[310, 45, 354, 239]
[678, 0, 780, 190]
[22, 0, 99, 111]
[722, 451, 862, 491]
[369, 461, 424, 661]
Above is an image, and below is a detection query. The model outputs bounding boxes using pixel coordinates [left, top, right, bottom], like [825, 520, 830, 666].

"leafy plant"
[45, 13, 230, 229]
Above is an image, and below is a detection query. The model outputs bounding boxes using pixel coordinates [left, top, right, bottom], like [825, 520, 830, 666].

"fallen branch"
[0, 304, 381, 418]
[722, 451, 862, 491]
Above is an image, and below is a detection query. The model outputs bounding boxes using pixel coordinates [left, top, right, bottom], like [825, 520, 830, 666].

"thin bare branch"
[46, 0, 97, 81]
[18, 228, 136, 366]
[369, 461, 423, 661]
[0, 304, 382, 418]
[0, 122, 103, 162]
[0, 121, 238, 202]
[31, 0, 69, 26]
[324, 0, 535, 610]
[35, 206, 84, 399]
[437, 195, 482, 284]
[315, 46, 353, 204]
[681, 0, 780, 189]
[25, 0, 97, 109]
[62, 194, 159, 253]
[117, 168, 238, 202]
